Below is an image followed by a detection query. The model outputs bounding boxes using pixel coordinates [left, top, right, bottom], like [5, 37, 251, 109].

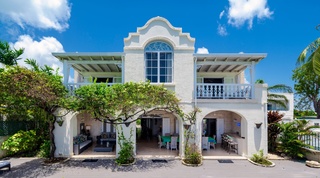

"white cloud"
[0, 0, 71, 31]
[227, 0, 273, 29]
[217, 24, 228, 36]
[219, 10, 225, 19]
[239, 51, 244, 54]
[196, 47, 209, 54]
[12, 35, 64, 74]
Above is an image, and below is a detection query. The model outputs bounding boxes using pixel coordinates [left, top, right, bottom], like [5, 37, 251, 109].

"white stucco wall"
[54, 111, 78, 157]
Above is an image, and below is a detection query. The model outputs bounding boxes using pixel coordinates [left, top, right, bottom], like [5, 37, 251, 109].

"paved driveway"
[1, 158, 320, 178]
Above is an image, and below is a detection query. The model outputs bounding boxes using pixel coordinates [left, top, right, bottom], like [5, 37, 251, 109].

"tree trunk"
[49, 118, 56, 159]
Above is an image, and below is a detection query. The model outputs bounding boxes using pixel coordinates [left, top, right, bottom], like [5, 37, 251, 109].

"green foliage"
[267, 84, 292, 109]
[268, 111, 284, 152]
[276, 120, 318, 159]
[184, 143, 202, 164]
[72, 82, 183, 123]
[37, 140, 50, 158]
[294, 109, 317, 118]
[250, 150, 272, 166]
[115, 127, 134, 165]
[255, 79, 264, 84]
[0, 40, 24, 66]
[293, 62, 320, 118]
[0, 65, 68, 158]
[1, 130, 38, 156]
[297, 37, 320, 76]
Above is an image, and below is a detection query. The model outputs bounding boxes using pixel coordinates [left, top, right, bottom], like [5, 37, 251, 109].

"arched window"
[145, 41, 173, 83]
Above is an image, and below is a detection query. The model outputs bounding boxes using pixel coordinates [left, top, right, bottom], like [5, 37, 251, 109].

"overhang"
[194, 53, 267, 73]
[52, 52, 124, 73]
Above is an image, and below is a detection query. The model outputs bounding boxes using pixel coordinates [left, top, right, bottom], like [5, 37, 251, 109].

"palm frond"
[312, 46, 320, 76]
[268, 84, 293, 93]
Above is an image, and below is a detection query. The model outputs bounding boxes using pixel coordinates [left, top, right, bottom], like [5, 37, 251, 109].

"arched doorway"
[201, 110, 247, 157]
[136, 110, 182, 157]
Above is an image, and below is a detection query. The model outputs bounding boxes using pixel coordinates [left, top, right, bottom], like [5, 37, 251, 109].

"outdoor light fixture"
[125, 122, 131, 127]
[56, 116, 64, 126]
[183, 124, 191, 130]
[255, 122, 263, 129]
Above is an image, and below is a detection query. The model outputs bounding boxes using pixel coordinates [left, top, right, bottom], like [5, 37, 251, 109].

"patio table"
[161, 136, 179, 149]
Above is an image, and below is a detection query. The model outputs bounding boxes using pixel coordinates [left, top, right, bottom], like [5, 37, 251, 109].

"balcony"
[66, 83, 115, 95]
[196, 84, 252, 99]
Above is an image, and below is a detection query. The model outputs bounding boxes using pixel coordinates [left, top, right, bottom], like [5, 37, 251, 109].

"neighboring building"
[268, 92, 294, 123]
[52, 16, 268, 158]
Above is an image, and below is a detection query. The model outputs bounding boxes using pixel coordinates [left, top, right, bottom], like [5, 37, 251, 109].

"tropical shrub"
[268, 111, 284, 152]
[250, 150, 273, 166]
[184, 143, 202, 164]
[1, 130, 39, 156]
[37, 140, 50, 158]
[277, 120, 317, 159]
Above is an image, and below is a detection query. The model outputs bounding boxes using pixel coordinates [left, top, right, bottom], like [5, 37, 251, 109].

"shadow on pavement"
[0, 158, 175, 177]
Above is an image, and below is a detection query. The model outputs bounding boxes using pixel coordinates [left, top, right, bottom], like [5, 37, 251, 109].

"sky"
[0, 0, 319, 89]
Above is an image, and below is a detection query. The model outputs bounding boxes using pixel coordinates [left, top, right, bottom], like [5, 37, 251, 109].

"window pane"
[160, 53, 165, 59]
[147, 60, 152, 67]
[151, 76, 157, 82]
[151, 60, 157, 67]
[146, 68, 151, 74]
[146, 53, 151, 59]
[152, 53, 157, 59]
[160, 68, 165, 75]
[160, 76, 166, 82]
[160, 60, 165, 67]
[146, 76, 152, 82]
[166, 53, 172, 59]
[152, 68, 157, 75]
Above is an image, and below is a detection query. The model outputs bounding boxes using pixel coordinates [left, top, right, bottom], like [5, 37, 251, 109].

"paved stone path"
[0, 158, 320, 178]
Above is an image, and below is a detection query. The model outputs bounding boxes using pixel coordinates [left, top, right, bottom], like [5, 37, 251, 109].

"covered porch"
[52, 52, 124, 94]
[194, 53, 267, 100]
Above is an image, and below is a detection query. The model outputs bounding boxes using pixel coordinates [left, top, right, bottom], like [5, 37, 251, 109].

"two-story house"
[52, 16, 268, 158]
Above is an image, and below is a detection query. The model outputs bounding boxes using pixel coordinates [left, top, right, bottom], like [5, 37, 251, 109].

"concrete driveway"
[0, 158, 319, 178]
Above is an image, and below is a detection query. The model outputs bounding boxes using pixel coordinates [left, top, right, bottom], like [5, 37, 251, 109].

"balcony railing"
[196, 83, 252, 99]
[66, 83, 115, 95]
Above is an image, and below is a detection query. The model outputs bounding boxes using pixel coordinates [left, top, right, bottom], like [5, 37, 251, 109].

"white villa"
[52, 16, 269, 159]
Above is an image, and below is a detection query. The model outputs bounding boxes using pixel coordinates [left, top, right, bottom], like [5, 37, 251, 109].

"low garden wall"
[305, 148, 320, 162]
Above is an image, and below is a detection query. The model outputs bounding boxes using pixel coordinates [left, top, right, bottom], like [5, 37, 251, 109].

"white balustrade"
[196, 84, 252, 99]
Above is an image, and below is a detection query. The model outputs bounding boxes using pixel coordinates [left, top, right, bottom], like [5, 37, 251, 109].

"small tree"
[0, 65, 68, 158]
[293, 62, 320, 118]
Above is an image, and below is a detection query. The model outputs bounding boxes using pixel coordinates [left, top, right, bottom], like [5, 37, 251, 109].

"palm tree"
[0, 40, 24, 66]
[267, 84, 293, 109]
[297, 25, 320, 75]
[256, 79, 293, 109]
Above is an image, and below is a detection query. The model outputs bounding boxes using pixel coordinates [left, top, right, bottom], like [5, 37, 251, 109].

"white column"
[63, 60, 70, 85]
[250, 61, 256, 99]
[121, 55, 125, 83]
[194, 58, 197, 106]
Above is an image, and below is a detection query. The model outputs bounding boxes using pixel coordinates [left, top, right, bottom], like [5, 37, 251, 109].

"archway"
[201, 110, 247, 157]
[135, 110, 182, 157]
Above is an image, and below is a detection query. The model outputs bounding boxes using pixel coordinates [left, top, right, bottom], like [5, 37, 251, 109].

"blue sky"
[0, 0, 319, 88]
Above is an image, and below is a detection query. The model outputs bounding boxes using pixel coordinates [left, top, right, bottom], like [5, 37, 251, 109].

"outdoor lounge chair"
[0, 161, 10, 171]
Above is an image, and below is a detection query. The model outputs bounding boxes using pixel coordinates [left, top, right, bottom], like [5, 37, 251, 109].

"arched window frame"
[145, 41, 173, 83]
